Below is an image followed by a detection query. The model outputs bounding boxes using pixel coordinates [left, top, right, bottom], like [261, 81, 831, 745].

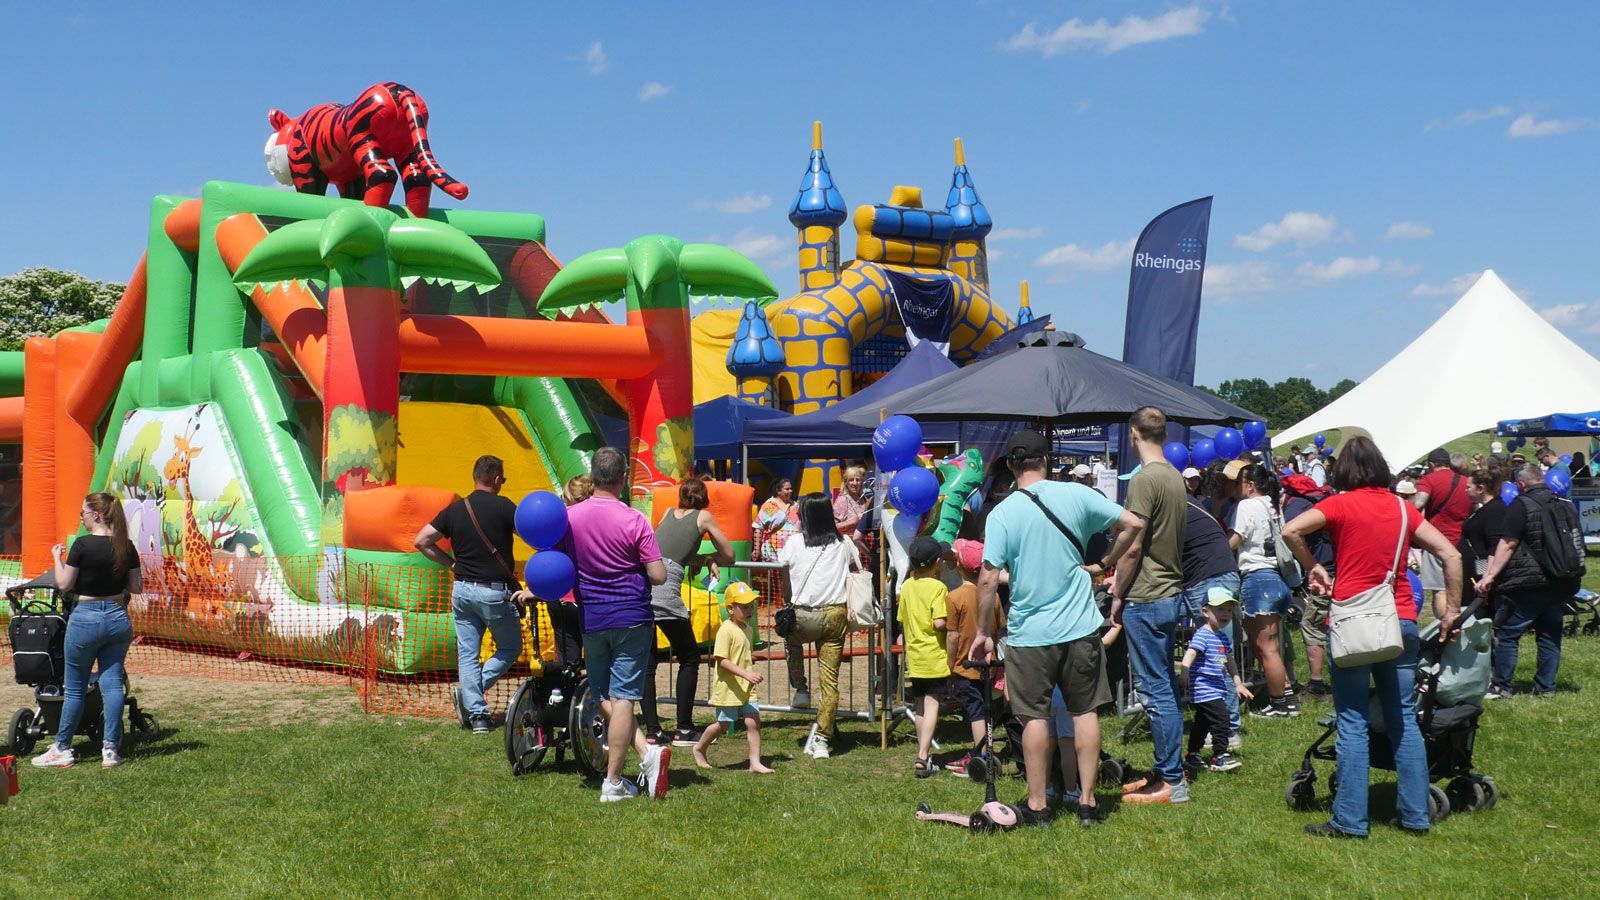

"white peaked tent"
[1275, 269, 1600, 467]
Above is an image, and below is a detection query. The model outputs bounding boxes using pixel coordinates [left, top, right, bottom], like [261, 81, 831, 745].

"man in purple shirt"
[566, 447, 671, 802]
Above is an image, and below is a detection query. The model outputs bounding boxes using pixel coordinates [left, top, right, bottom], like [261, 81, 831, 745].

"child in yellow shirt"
[898, 536, 949, 778]
[693, 582, 773, 774]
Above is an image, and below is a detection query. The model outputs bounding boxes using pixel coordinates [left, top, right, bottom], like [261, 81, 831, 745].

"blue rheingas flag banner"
[1120, 196, 1213, 386]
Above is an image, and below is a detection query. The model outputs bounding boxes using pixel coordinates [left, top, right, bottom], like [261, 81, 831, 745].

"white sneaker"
[32, 745, 75, 768]
[102, 744, 122, 769]
[599, 777, 640, 803]
[637, 744, 671, 799]
[809, 735, 831, 759]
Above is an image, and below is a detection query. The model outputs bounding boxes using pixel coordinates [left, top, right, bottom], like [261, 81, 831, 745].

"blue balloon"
[523, 549, 576, 600]
[1559, 454, 1573, 467]
[1242, 420, 1268, 451]
[887, 466, 939, 516]
[1191, 439, 1217, 469]
[1314, 433, 1327, 449]
[1215, 428, 1244, 461]
[1499, 481, 1520, 505]
[515, 491, 569, 550]
[1545, 468, 1572, 498]
[1163, 441, 1190, 470]
[872, 415, 924, 472]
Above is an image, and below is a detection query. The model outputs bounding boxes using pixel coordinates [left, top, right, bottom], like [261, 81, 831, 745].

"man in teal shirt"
[971, 430, 1143, 827]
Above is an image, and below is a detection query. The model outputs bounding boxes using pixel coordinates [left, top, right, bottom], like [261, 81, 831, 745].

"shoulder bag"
[775, 545, 823, 639]
[463, 496, 524, 614]
[1327, 496, 1407, 667]
[1269, 510, 1304, 589]
[845, 548, 880, 631]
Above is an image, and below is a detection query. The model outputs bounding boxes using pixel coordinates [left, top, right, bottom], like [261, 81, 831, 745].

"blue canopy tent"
[741, 341, 964, 458]
[692, 395, 795, 481]
[1496, 412, 1600, 436]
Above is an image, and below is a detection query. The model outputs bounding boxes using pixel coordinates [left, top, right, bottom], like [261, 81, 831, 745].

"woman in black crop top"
[32, 492, 142, 770]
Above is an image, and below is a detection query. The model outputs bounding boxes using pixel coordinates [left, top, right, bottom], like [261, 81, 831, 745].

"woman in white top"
[779, 493, 859, 759]
[1227, 463, 1297, 718]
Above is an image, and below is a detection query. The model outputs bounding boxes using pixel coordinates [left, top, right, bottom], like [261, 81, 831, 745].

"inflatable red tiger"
[265, 82, 468, 218]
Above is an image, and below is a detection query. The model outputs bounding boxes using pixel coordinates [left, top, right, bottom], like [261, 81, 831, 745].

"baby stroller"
[1564, 589, 1599, 637]
[502, 607, 605, 778]
[1284, 596, 1497, 820]
[7, 573, 157, 755]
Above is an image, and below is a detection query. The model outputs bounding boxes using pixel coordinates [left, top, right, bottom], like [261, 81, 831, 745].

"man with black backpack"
[1477, 464, 1586, 699]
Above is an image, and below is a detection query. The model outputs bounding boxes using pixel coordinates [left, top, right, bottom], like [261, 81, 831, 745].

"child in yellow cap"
[693, 582, 774, 774]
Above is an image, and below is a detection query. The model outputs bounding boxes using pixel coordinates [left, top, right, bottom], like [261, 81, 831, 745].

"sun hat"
[1069, 463, 1092, 477]
[1206, 586, 1239, 607]
[723, 581, 759, 607]
[1182, 467, 1200, 479]
[1395, 480, 1417, 495]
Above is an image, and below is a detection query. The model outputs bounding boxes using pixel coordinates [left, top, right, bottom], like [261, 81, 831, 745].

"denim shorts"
[584, 623, 652, 701]
[715, 701, 760, 730]
[1240, 569, 1292, 618]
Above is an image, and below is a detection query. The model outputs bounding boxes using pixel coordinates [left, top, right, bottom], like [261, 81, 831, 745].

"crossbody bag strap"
[463, 496, 522, 590]
[1425, 473, 1460, 519]
[1016, 488, 1088, 561]
[789, 542, 827, 607]
[1386, 496, 1409, 586]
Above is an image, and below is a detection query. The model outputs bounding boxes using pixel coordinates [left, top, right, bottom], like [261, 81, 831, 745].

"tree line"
[1198, 377, 1359, 429]
[0, 267, 125, 351]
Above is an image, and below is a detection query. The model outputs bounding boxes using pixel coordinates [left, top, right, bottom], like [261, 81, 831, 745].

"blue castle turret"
[726, 299, 786, 405]
[944, 138, 992, 291]
[788, 121, 849, 292]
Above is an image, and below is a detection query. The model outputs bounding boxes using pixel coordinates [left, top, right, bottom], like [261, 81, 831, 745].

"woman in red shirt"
[1282, 436, 1461, 839]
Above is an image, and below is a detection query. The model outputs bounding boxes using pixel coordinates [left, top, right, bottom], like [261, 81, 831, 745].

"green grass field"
[5, 594, 1600, 897]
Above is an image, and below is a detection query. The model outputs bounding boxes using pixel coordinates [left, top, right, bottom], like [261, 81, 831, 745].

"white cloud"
[1003, 5, 1209, 56]
[1507, 111, 1595, 139]
[723, 230, 789, 266]
[989, 226, 1046, 240]
[1384, 221, 1433, 240]
[637, 82, 672, 103]
[583, 41, 608, 75]
[694, 192, 773, 214]
[1427, 105, 1512, 130]
[1203, 261, 1278, 299]
[1538, 299, 1600, 334]
[1410, 271, 1483, 297]
[1035, 237, 1135, 271]
[1234, 212, 1341, 252]
[1295, 256, 1383, 284]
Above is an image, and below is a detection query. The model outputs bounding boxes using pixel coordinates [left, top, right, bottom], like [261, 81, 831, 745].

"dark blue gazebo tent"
[741, 341, 964, 458]
[1496, 412, 1600, 437]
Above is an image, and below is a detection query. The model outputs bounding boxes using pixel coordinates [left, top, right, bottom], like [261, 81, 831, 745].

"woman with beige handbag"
[779, 493, 860, 760]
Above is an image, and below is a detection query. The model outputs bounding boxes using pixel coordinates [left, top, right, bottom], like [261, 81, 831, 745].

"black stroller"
[1285, 596, 1497, 821]
[502, 604, 605, 778]
[6, 573, 157, 755]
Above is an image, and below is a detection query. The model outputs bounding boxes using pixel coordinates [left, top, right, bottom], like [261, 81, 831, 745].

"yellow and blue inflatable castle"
[691, 123, 1025, 492]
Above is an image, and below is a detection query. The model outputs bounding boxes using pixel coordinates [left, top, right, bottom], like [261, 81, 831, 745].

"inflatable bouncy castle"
[690, 125, 1019, 491]
[0, 86, 773, 676]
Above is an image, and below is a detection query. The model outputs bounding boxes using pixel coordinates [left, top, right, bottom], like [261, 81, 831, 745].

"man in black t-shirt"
[1478, 465, 1582, 698]
[414, 455, 526, 733]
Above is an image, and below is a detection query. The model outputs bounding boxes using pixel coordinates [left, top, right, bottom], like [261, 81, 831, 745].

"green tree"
[0, 267, 124, 350]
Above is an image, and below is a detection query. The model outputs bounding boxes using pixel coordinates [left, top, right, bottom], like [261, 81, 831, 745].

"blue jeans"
[1492, 588, 1566, 694]
[1182, 573, 1242, 733]
[56, 600, 134, 751]
[452, 581, 522, 718]
[1330, 618, 1428, 835]
[1124, 595, 1183, 785]
[584, 623, 653, 702]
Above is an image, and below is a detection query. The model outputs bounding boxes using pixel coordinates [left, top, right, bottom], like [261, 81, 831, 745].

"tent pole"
[879, 407, 890, 749]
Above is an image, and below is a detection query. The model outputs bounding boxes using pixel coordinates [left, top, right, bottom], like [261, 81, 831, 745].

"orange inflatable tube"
[163, 198, 203, 254]
[54, 331, 101, 541]
[649, 481, 755, 542]
[65, 255, 147, 426]
[0, 397, 20, 443]
[21, 337, 57, 573]
[398, 314, 658, 379]
[215, 213, 329, 392]
[344, 484, 459, 553]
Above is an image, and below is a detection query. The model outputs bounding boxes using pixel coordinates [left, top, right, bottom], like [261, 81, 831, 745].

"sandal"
[915, 758, 941, 778]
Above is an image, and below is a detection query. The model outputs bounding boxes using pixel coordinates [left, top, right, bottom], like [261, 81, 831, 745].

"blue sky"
[5, 2, 1599, 387]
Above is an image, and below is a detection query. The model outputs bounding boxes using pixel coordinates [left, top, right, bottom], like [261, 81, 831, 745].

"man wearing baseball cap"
[969, 428, 1145, 827]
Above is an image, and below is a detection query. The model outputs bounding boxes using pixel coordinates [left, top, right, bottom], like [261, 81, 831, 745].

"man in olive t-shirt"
[1113, 407, 1190, 805]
